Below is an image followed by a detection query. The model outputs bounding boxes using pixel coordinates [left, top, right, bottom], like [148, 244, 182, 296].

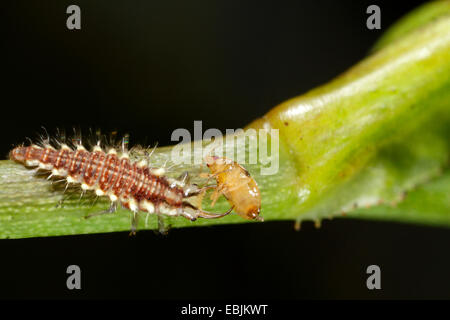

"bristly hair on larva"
[9, 128, 234, 235]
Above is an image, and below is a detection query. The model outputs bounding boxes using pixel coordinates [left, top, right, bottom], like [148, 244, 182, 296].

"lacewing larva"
[9, 135, 233, 234]
[203, 156, 263, 221]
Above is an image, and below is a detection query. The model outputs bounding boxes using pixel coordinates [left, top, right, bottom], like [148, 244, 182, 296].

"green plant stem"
[1, 4, 450, 238]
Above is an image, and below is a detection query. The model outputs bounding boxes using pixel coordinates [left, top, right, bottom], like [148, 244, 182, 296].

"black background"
[2, 0, 449, 300]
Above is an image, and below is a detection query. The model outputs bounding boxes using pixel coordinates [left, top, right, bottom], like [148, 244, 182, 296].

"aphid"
[203, 156, 263, 221]
[9, 135, 233, 234]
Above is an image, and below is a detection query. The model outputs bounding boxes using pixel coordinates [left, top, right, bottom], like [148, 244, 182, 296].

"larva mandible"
[9, 135, 233, 234]
[203, 156, 263, 221]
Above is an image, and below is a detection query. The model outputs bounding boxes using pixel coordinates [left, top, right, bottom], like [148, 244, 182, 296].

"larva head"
[10, 146, 28, 163]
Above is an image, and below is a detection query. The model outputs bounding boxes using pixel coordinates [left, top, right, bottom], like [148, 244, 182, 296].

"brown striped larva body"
[204, 156, 263, 221]
[9, 139, 232, 234]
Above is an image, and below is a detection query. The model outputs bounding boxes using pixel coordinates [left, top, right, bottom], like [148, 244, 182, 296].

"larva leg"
[157, 215, 169, 235]
[32, 168, 48, 177]
[144, 212, 151, 228]
[56, 192, 72, 208]
[179, 203, 197, 221]
[85, 201, 118, 219]
[55, 181, 81, 207]
[130, 211, 139, 236]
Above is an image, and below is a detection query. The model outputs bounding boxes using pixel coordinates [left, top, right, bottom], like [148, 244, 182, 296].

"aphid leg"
[186, 179, 234, 216]
[85, 201, 118, 219]
[199, 171, 221, 185]
[184, 185, 216, 210]
[198, 172, 210, 179]
[196, 186, 208, 211]
[210, 184, 225, 207]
